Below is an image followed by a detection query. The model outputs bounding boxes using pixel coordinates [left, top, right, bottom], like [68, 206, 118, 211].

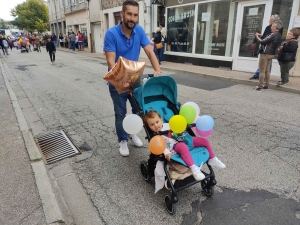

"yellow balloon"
[169, 115, 187, 133]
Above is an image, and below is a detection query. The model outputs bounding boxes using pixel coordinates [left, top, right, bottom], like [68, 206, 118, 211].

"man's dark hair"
[122, 0, 139, 11]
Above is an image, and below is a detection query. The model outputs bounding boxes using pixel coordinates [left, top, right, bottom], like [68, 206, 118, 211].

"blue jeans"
[53, 41, 57, 47]
[70, 41, 75, 51]
[109, 84, 138, 142]
[159, 41, 165, 61]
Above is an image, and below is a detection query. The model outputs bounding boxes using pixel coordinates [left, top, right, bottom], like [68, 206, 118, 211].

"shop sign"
[168, 9, 195, 22]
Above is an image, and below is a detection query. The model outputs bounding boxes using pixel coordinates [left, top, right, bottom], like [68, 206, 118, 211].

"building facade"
[163, 0, 300, 76]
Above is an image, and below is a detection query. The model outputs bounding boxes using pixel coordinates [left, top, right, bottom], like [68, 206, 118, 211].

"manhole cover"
[36, 130, 80, 164]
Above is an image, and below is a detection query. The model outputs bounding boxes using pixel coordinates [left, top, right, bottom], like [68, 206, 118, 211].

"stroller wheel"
[164, 195, 176, 215]
[140, 161, 151, 182]
[201, 179, 214, 197]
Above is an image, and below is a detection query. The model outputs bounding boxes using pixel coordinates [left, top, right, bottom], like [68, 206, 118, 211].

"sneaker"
[208, 157, 226, 168]
[129, 134, 143, 147]
[277, 81, 288, 86]
[119, 141, 129, 156]
[192, 170, 205, 181]
[253, 86, 262, 91]
[262, 85, 269, 90]
[51, 62, 53, 65]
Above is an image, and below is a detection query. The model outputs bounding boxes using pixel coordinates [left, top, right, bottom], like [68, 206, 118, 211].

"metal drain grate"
[36, 130, 80, 164]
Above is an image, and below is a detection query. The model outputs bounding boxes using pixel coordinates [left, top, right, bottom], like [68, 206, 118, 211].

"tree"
[0, 18, 7, 29]
[10, 0, 49, 33]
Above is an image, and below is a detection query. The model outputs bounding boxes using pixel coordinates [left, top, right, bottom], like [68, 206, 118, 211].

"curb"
[0, 59, 64, 224]
[56, 47, 300, 95]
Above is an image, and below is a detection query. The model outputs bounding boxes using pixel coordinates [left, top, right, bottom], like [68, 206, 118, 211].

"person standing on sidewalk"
[51, 33, 57, 47]
[70, 32, 76, 51]
[159, 23, 166, 62]
[46, 37, 56, 64]
[253, 22, 282, 91]
[277, 28, 299, 86]
[77, 31, 83, 51]
[103, 0, 161, 157]
[2, 38, 10, 56]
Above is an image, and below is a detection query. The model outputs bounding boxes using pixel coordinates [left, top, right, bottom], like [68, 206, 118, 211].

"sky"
[0, 0, 26, 21]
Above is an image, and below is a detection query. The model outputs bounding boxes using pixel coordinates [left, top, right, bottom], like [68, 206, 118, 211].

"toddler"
[144, 110, 225, 181]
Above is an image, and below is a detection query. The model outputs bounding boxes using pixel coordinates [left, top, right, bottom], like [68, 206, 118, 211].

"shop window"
[166, 5, 195, 53]
[195, 0, 237, 56]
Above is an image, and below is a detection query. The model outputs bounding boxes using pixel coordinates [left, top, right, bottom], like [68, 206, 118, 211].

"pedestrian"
[0, 35, 5, 55]
[150, 32, 155, 51]
[75, 34, 78, 50]
[64, 35, 68, 48]
[35, 34, 41, 52]
[144, 110, 225, 181]
[77, 31, 83, 50]
[46, 37, 56, 64]
[59, 33, 64, 47]
[70, 32, 76, 51]
[2, 38, 10, 56]
[103, 0, 161, 157]
[154, 27, 162, 64]
[51, 33, 57, 47]
[8, 38, 13, 51]
[253, 22, 282, 91]
[159, 23, 166, 62]
[277, 28, 299, 86]
[250, 14, 283, 80]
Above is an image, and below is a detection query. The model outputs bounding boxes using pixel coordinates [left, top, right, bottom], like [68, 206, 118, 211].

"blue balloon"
[196, 115, 214, 131]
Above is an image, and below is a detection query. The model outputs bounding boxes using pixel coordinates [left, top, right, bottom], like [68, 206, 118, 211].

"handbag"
[278, 52, 294, 62]
[155, 42, 163, 49]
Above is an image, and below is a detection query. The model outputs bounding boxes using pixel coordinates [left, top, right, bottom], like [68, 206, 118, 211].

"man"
[159, 23, 166, 62]
[103, 0, 161, 157]
[77, 31, 83, 50]
[35, 34, 41, 52]
[51, 33, 57, 47]
[250, 14, 283, 80]
[70, 32, 76, 51]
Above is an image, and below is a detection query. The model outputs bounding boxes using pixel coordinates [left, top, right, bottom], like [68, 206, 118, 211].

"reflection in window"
[195, 0, 237, 56]
[166, 5, 195, 53]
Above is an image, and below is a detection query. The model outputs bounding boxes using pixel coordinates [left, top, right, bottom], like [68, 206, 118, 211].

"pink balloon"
[196, 128, 213, 137]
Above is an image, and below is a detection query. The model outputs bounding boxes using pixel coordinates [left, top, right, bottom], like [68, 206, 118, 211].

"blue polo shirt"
[103, 22, 150, 64]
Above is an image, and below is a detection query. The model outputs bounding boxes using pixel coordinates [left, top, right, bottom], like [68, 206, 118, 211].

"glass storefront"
[166, 0, 237, 57]
[166, 4, 195, 53]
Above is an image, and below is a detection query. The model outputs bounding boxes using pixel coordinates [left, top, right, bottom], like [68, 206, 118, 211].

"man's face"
[121, 5, 139, 30]
[269, 18, 275, 25]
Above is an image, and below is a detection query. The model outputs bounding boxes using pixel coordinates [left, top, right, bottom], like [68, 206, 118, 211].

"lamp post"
[86, 0, 92, 52]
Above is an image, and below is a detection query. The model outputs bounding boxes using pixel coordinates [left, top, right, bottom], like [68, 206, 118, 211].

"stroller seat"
[171, 147, 209, 167]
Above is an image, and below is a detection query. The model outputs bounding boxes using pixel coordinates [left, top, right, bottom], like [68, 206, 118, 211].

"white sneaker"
[192, 170, 205, 181]
[130, 134, 143, 147]
[119, 141, 129, 156]
[208, 157, 226, 168]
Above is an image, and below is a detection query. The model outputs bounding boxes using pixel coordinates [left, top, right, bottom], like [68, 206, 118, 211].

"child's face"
[147, 115, 163, 133]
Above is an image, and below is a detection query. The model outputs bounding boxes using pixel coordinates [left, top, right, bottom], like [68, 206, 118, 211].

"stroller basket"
[134, 76, 217, 215]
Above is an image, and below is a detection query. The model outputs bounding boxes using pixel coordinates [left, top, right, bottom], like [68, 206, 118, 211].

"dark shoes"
[277, 81, 288, 86]
[250, 76, 259, 80]
[253, 85, 269, 91]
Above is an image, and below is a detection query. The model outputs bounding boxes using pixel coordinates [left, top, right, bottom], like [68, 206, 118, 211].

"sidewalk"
[57, 47, 300, 94]
[0, 65, 47, 224]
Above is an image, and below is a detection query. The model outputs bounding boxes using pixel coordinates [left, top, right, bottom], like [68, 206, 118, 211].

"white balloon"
[122, 114, 143, 134]
[182, 102, 200, 116]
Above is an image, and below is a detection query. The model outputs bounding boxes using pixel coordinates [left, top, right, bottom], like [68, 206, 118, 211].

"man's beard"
[123, 19, 136, 29]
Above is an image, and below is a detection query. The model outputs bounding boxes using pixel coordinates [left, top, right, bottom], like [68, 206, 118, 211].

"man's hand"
[255, 32, 261, 36]
[165, 153, 172, 161]
[153, 71, 162, 76]
[278, 46, 283, 51]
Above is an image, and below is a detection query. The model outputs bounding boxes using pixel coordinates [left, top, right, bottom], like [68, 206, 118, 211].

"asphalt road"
[1, 49, 300, 225]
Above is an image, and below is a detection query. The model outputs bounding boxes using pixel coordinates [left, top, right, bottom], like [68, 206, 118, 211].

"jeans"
[70, 41, 75, 51]
[49, 51, 55, 62]
[53, 41, 57, 47]
[109, 84, 138, 142]
[155, 46, 162, 62]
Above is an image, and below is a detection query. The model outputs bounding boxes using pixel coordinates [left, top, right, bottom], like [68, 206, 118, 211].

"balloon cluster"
[122, 102, 215, 156]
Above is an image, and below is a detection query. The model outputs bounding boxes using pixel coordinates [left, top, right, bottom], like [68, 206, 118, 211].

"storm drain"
[36, 130, 80, 164]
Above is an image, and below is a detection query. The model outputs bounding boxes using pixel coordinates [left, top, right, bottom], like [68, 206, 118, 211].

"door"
[93, 24, 103, 53]
[233, 1, 272, 73]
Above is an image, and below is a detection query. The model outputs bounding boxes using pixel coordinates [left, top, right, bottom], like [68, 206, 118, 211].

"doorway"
[233, 1, 272, 73]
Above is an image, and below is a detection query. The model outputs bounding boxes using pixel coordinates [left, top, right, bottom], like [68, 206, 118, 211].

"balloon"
[122, 114, 143, 134]
[196, 128, 213, 137]
[103, 56, 145, 94]
[169, 115, 187, 133]
[183, 102, 200, 116]
[179, 105, 196, 124]
[149, 135, 166, 155]
[196, 115, 215, 132]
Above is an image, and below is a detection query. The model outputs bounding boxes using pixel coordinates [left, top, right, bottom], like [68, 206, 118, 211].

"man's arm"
[104, 51, 116, 70]
[143, 44, 161, 76]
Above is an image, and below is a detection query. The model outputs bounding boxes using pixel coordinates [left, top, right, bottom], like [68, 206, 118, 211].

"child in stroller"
[143, 110, 225, 181]
[133, 75, 225, 214]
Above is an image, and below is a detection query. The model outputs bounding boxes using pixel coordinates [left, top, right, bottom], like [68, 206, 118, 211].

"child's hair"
[290, 28, 300, 40]
[143, 110, 161, 124]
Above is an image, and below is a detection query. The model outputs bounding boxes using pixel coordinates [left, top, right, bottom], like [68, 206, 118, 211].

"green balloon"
[179, 105, 196, 124]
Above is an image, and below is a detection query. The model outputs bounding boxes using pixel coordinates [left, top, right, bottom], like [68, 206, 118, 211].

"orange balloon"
[148, 135, 166, 155]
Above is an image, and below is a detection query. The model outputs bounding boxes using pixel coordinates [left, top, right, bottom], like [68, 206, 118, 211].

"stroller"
[133, 75, 217, 215]
[20, 43, 29, 53]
